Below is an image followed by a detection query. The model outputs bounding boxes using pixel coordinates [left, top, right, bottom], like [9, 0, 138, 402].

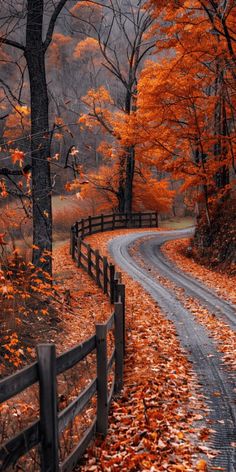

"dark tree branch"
[0, 165, 31, 176]
[43, 0, 68, 51]
[0, 37, 25, 51]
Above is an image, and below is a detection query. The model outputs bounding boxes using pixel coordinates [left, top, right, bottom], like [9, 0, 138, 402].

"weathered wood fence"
[71, 212, 158, 253]
[0, 212, 157, 471]
[0, 274, 125, 471]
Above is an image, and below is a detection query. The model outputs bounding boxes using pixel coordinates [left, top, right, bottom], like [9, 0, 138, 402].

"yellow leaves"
[15, 105, 30, 116]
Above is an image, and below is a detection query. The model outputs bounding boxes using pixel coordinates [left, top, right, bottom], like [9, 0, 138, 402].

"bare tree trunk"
[124, 146, 135, 214]
[123, 87, 135, 214]
[25, 0, 52, 275]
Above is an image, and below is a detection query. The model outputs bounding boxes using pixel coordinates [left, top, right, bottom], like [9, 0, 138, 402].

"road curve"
[138, 229, 236, 331]
[109, 230, 236, 471]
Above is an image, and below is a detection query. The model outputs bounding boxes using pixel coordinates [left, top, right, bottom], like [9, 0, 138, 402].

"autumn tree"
[124, 1, 235, 214]
[119, 0, 236, 262]
[72, 0, 157, 214]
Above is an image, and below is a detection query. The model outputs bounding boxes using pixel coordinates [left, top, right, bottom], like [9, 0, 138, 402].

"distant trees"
[73, 0, 164, 214]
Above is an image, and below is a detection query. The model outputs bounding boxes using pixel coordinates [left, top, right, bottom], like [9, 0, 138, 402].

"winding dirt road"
[109, 230, 236, 471]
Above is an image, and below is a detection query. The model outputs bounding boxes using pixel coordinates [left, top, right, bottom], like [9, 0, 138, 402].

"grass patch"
[159, 216, 195, 230]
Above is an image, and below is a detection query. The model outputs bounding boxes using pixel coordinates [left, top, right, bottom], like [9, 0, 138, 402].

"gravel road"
[109, 230, 236, 471]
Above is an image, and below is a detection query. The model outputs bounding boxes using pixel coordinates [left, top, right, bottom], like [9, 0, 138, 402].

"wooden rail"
[0, 212, 156, 471]
[0, 288, 124, 471]
[71, 212, 158, 250]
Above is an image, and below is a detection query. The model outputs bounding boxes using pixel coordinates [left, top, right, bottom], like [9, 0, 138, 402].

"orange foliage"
[78, 85, 174, 213]
[11, 149, 25, 166]
[74, 37, 99, 59]
[47, 33, 72, 67]
[121, 0, 236, 212]
[4, 105, 30, 140]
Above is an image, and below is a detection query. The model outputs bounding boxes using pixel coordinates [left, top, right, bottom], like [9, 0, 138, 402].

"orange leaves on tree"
[4, 105, 30, 140]
[74, 37, 99, 59]
[11, 149, 25, 166]
[48, 33, 72, 67]
[196, 459, 208, 471]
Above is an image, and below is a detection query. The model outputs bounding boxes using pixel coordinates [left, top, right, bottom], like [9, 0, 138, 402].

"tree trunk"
[123, 85, 135, 214]
[25, 0, 52, 276]
[124, 146, 135, 214]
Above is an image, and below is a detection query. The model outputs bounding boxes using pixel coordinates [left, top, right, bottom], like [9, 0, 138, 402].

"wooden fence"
[0, 212, 157, 471]
[0, 271, 125, 471]
[70, 211, 158, 258]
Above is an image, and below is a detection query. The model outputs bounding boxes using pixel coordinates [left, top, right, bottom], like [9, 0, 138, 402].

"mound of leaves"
[193, 196, 236, 275]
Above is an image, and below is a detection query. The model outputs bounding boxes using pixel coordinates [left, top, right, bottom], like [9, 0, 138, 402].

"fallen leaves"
[162, 239, 236, 305]
[74, 230, 211, 471]
[131, 235, 236, 373]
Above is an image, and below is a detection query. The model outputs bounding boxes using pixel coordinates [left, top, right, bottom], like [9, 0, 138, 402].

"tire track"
[109, 231, 236, 471]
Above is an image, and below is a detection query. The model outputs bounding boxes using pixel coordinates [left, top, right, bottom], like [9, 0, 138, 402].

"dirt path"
[109, 230, 236, 471]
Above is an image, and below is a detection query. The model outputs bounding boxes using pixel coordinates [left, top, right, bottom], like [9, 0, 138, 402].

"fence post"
[77, 237, 81, 267]
[116, 283, 125, 354]
[101, 214, 104, 232]
[114, 300, 124, 394]
[109, 264, 115, 303]
[70, 225, 76, 259]
[37, 344, 59, 472]
[96, 324, 108, 436]
[81, 219, 85, 239]
[87, 244, 92, 276]
[103, 256, 108, 294]
[95, 250, 100, 286]
[155, 211, 158, 227]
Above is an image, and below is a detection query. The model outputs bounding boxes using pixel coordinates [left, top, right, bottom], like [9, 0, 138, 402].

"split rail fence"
[0, 211, 158, 472]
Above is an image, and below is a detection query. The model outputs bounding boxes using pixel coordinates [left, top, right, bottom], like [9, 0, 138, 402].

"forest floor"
[162, 238, 236, 304]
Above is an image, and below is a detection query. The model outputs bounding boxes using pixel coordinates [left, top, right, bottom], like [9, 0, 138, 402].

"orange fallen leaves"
[73, 230, 211, 471]
[162, 239, 236, 371]
[162, 239, 236, 305]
